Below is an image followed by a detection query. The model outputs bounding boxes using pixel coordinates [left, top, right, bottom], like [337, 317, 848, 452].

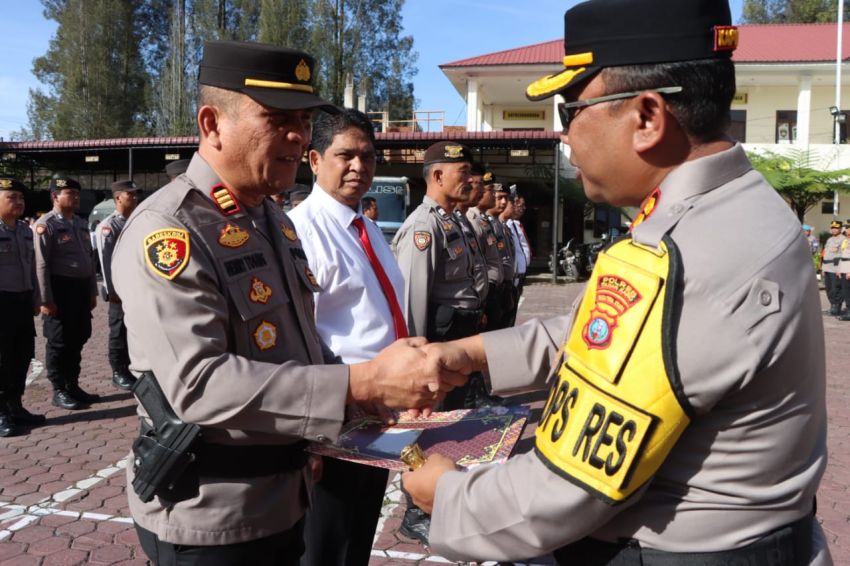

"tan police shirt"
[0, 218, 39, 306]
[95, 210, 127, 300]
[466, 207, 504, 285]
[455, 209, 489, 303]
[429, 145, 829, 564]
[821, 234, 844, 274]
[392, 195, 480, 337]
[112, 154, 349, 546]
[33, 209, 96, 303]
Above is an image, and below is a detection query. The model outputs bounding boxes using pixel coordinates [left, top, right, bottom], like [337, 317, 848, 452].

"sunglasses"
[557, 86, 683, 132]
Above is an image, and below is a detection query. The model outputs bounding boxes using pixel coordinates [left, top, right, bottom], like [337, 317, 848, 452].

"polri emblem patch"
[144, 228, 190, 281]
[249, 276, 272, 304]
[253, 320, 277, 351]
[305, 266, 319, 287]
[414, 231, 431, 251]
[582, 275, 642, 350]
[218, 223, 250, 248]
[281, 225, 298, 241]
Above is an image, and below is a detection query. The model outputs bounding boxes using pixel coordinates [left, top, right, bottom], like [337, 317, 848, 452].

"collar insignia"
[281, 224, 298, 241]
[218, 223, 250, 248]
[144, 228, 190, 280]
[249, 276, 273, 304]
[630, 188, 660, 231]
[253, 320, 277, 351]
[211, 184, 241, 216]
[295, 59, 311, 82]
[714, 25, 739, 52]
[414, 231, 431, 251]
[582, 275, 642, 350]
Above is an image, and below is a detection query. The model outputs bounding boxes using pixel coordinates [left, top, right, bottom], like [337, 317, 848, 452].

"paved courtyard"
[0, 280, 848, 565]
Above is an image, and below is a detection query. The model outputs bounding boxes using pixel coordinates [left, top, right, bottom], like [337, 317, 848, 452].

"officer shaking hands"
[403, 1, 829, 564]
[112, 40, 464, 565]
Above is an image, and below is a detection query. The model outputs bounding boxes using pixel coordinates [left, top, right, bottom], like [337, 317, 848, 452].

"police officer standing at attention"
[111, 41, 462, 565]
[488, 183, 515, 329]
[403, 1, 829, 563]
[34, 176, 99, 410]
[0, 178, 45, 437]
[837, 221, 850, 320]
[467, 171, 505, 331]
[95, 180, 139, 390]
[821, 219, 844, 316]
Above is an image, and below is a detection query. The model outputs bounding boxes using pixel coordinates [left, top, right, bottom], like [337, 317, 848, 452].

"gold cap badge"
[444, 145, 463, 159]
[0, 179, 12, 189]
[295, 59, 311, 82]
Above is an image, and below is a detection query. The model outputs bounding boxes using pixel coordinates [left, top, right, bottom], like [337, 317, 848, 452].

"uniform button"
[316, 434, 330, 444]
[759, 290, 772, 306]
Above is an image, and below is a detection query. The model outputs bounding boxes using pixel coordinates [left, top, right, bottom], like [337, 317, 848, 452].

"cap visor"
[525, 65, 597, 101]
[244, 88, 339, 114]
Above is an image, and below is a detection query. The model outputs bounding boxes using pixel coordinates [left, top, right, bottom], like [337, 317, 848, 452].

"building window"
[833, 112, 849, 144]
[727, 110, 746, 142]
[776, 111, 797, 144]
[822, 201, 836, 214]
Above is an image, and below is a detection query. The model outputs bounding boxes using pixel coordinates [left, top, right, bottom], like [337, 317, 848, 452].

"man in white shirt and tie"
[289, 108, 405, 566]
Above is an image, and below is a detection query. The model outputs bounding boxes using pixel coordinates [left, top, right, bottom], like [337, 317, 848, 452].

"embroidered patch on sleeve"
[414, 231, 431, 251]
[35, 225, 46, 235]
[144, 229, 190, 280]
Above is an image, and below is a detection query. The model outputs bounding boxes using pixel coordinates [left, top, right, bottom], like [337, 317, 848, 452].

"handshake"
[347, 336, 487, 417]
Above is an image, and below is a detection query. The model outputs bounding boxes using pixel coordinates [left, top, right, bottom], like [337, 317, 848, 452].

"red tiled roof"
[1, 136, 199, 150]
[440, 23, 850, 68]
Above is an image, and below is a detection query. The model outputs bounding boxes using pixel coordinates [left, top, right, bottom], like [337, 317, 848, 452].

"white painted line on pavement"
[0, 513, 40, 541]
[26, 358, 43, 385]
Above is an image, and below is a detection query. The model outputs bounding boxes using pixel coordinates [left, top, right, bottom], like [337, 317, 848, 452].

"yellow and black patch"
[144, 228, 190, 281]
[248, 276, 272, 304]
[281, 225, 298, 242]
[218, 223, 250, 248]
[210, 184, 241, 216]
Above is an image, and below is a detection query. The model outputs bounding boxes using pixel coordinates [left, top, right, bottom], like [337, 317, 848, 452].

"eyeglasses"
[557, 86, 683, 132]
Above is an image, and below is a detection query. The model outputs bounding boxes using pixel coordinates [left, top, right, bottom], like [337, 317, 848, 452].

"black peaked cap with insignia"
[200, 40, 338, 113]
[831, 220, 843, 230]
[111, 180, 138, 193]
[494, 183, 510, 194]
[0, 177, 27, 192]
[423, 141, 473, 167]
[482, 170, 496, 185]
[526, 0, 736, 101]
[49, 176, 82, 192]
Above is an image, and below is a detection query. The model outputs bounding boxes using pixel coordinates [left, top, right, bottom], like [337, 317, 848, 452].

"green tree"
[28, 0, 151, 140]
[741, 0, 847, 23]
[748, 148, 850, 220]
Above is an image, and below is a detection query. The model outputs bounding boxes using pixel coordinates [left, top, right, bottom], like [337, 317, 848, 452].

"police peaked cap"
[493, 183, 510, 194]
[0, 177, 27, 192]
[526, 0, 737, 101]
[111, 180, 138, 193]
[49, 176, 81, 192]
[200, 41, 338, 113]
[423, 141, 474, 166]
[830, 220, 843, 230]
[482, 170, 496, 184]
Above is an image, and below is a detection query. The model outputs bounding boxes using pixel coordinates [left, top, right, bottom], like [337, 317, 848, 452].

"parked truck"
[366, 176, 409, 243]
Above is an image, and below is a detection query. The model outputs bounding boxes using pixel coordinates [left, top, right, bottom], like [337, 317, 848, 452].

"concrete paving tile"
[2, 482, 37, 497]
[56, 519, 97, 537]
[90, 543, 133, 564]
[39, 513, 80, 527]
[2, 555, 42, 566]
[0, 541, 27, 561]
[10, 524, 54, 543]
[41, 548, 89, 565]
[28, 534, 71, 555]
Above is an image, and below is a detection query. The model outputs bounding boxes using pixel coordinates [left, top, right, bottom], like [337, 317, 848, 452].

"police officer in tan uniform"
[111, 41, 463, 565]
[34, 176, 99, 410]
[837, 221, 850, 320]
[95, 180, 139, 390]
[453, 165, 489, 317]
[468, 171, 505, 331]
[821, 219, 844, 315]
[488, 183, 516, 329]
[0, 178, 44, 437]
[403, 1, 829, 564]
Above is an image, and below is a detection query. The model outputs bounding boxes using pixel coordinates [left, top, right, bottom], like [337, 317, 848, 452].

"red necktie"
[351, 217, 408, 339]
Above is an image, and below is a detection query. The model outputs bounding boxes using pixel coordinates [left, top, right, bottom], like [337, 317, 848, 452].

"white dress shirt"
[506, 219, 529, 276]
[289, 183, 405, 363]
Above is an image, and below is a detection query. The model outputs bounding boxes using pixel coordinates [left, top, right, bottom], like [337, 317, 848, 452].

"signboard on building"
[503, 110, 545, 121]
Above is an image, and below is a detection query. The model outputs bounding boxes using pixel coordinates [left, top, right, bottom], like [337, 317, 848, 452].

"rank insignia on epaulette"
[281, 225, 298, 241]
[414, 231, 431, 251]
[144, 228, 190, 280]
[35, 225, 46, 235]
[305, 266, 318, 287]
[210, 184, 241, 216]
[249, 276, 273, 304]
[253, 320, 277, 351]
[218, 223, 250, 248]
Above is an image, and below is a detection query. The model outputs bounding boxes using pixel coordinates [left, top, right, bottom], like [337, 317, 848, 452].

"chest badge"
[582, 275, 642, 350]
[442, 222, 454, 232]
[304, 266, 319, 287]
[414, 231, 431, 251]
[144, 228, 191, 281]
[249, 276, 273, 304]
[58, 233, 72, 244]
[218, 223, 250, 248]
[281, 225, 298, 242]
[253, 320, 278, 351]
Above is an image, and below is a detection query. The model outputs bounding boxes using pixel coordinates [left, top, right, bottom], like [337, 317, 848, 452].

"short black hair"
[311, 108, 376, 155]
[362, 196, 377, 210]
[601, 58, 736, 142]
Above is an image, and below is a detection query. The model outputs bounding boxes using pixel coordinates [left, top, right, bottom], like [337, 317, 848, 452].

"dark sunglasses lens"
[558, 104, 570, 130]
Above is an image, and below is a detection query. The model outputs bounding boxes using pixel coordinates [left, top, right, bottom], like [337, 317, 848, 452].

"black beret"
[423, 141, 473, 166]
[0, 177, 27, 192]
[482, 171, 496, 184]
[111, 180, 138, 193]
[526, 0, 736, 100]
[199, 41, 337, 113]
[49, 176, 81, 192]
[165, 159, 190, 178]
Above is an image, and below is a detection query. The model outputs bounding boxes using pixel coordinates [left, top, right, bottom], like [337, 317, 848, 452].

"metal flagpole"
[835, 0, 844, 217]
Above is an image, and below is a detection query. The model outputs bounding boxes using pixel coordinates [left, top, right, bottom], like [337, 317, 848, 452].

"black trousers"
[107, 301, 130, 370]
[301, 457, 388, 566]
[43, 276, 92, 388]
[136, 521, 305, 566]
[0, 291, 35, 405]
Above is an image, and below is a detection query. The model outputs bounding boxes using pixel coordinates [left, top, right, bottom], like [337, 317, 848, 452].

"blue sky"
[0, 0, 747, 140]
